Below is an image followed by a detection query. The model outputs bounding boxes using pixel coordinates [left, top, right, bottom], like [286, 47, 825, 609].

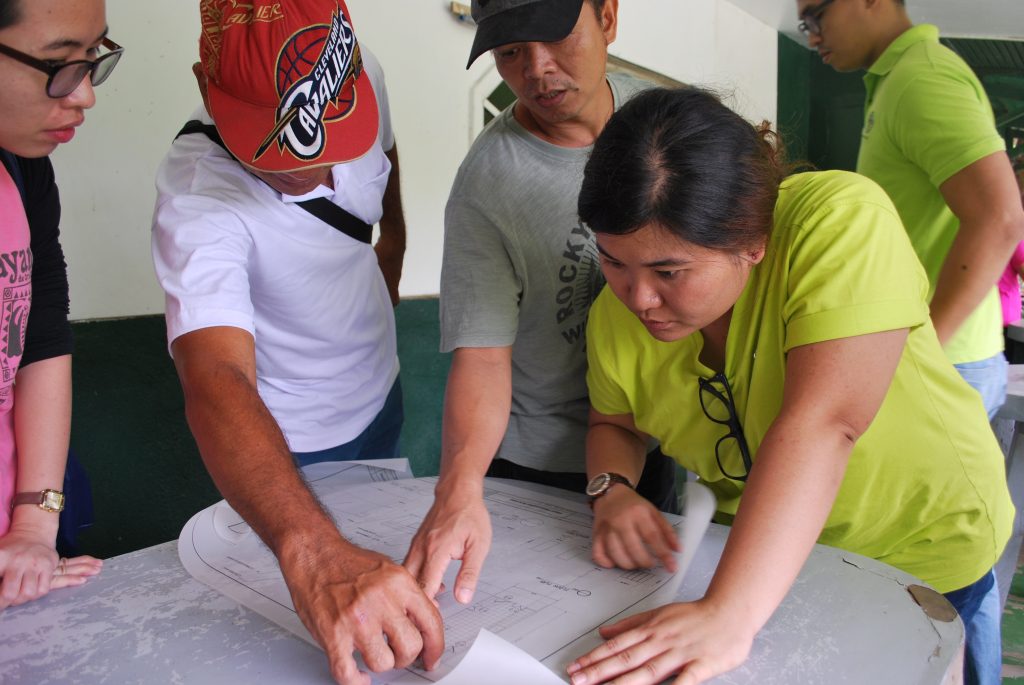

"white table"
[1, 479, 964, 684]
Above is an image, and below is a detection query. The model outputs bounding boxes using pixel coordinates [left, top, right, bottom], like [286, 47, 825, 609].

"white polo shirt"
[152, 49, 399, 453]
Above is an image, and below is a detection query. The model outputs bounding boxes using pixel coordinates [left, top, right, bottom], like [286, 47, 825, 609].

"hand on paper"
[281, 537, 444, 685]
[403, 479, 492, 603]
[566, 599, 754, 685]
[0, 525, 102, 609]
[591, 485, 679, 571]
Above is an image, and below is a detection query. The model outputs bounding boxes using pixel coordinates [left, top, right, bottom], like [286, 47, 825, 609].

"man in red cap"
[151, 1, 442, 682]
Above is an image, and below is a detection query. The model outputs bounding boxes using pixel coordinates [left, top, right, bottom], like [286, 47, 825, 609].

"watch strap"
[586, 472, 635, 498]
[586, 472, 634, 510]
[601, 473, 634, 492]
[11, 489, 65, 513]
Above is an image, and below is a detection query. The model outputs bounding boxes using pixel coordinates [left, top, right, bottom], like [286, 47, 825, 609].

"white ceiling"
[728, 0, 1024, 43]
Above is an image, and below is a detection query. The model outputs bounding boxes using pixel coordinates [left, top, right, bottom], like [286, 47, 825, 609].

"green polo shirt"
[587, 171, 1012, 592]
[856, 24, 1005, 364]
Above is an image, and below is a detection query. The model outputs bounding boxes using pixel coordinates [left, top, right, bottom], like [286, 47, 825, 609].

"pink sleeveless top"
[999, 242, 1024, 327]
[0, 162, 33, 536]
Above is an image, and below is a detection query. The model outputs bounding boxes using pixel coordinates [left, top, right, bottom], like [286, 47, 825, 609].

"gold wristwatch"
[11, 489, 65, 513]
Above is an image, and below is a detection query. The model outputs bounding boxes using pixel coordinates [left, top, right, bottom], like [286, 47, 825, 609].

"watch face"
[585, 473, 611, 497]
[40, 489, 65, 513]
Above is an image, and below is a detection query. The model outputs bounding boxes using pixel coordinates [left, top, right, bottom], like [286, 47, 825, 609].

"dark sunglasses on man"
[0, 36, 123, 99]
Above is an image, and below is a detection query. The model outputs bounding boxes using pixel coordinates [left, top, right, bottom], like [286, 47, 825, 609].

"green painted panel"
[777, 34, 811, 165]
[781, 35, 1024, 174]
[777, 34, 864, 172]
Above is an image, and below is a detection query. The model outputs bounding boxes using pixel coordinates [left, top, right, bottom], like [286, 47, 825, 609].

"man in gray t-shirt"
[404, 0, 677, 607]
[441, 70, 646, 474]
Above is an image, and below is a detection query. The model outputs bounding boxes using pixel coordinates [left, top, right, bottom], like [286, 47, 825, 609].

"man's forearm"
[181, 355, 446, 678]
[380, 145, 407, 250]
[377, 145, 407, 305]
[933, 150, 1024, 344]
[435, 347, 513, 494]
[181, 360, 338, 552]
[931, 213, 1022, 344]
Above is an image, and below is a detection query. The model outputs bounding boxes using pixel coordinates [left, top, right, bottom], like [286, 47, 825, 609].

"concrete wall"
[52, 0, 777, 320]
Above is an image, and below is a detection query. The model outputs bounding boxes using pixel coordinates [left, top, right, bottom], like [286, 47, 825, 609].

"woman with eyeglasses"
[566, 87, 1011, 685]
[0, 0, 122, 610]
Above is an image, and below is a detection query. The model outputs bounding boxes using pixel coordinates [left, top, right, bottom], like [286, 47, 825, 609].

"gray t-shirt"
[440, 73, 650, 473]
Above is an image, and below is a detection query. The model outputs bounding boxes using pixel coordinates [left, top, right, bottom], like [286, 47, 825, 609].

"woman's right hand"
[591, 485, 679, 571]
[0, 527, 102, 609]
[567, 597, 756, 685]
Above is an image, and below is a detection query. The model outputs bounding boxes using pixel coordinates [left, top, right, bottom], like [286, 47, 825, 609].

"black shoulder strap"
[0, 149, 27, 206]
[175, 120, 372, 244]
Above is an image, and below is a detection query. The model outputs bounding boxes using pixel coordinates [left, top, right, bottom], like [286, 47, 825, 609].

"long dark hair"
[579, 87, 786, 254]
[0, 0, 19, 30]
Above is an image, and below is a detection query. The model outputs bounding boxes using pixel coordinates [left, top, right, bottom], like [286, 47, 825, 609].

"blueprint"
[178, 462, 688, 684]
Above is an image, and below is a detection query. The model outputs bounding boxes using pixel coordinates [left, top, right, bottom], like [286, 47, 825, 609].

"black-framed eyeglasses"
[0, 37, 123, 99]
[698, 372, 754, 482]
[798, 0, 837, 36]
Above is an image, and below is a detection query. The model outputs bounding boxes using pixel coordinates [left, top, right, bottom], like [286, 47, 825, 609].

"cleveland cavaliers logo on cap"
[254, 10, 363, 163]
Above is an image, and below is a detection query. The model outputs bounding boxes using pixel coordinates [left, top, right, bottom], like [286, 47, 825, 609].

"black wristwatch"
[585, 472, 634, 503]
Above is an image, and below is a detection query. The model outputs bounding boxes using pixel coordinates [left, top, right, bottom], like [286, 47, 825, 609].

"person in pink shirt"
[999, 244, 1024, 327]
[0, 0, 122, 608]
[1004, 161, 1024, 363]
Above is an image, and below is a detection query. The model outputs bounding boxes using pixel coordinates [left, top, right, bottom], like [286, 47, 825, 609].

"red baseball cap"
[199, 0, 379, 172]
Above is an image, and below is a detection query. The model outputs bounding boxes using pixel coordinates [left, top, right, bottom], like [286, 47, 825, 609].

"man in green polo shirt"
[797, 0, 1024, 409]
[795, 1, 1024, 684]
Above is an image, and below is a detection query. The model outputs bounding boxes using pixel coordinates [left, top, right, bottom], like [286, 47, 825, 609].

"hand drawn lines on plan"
[484, 490, 592, 527]
[216, 552, 282, 584]
[366, 465, 402, 482]
[445, 585, 561, 652]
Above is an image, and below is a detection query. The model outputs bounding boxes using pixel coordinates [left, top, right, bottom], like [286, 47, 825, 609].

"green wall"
[777, 34, 866, 171]
[778, 34, 1024, 171]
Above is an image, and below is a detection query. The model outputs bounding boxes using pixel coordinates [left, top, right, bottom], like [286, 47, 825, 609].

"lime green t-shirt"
[586, 171, 1012, 592]
[857, 24, 1005, 364]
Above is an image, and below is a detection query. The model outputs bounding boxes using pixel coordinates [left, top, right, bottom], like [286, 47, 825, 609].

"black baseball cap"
[467, 0, 586, 68]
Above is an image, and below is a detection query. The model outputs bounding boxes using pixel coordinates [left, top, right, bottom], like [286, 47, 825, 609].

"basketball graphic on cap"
[277, 29, 325, 95]
[276, 26, 359, 122]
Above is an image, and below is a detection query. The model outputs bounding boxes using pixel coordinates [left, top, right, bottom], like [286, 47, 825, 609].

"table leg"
[995, 419, 1024, 609]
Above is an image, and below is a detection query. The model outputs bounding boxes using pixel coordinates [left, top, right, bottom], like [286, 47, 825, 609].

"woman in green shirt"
[566, 87, 1011, 685]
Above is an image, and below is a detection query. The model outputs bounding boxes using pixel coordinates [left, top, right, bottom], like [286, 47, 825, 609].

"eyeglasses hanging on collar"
[698, 372, 754, 482]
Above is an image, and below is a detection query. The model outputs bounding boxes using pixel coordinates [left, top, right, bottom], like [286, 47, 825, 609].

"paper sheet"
[439, 630, 566, 685]
[661, 481, 717, 602]
[178, 465, 706, 683]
